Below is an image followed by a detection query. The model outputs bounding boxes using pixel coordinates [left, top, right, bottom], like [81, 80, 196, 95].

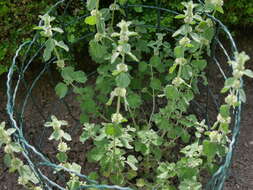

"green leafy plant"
[2, 0, 253, 189]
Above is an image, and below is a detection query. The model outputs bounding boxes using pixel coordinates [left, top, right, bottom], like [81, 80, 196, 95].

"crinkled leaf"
[54, 40, 69, 52]
[126, 155, 138, 171]
[165, 85, 179, 99]
[244, 69, 253, 78]
[63, 132, 72, 141]
[150, 78, 161, 90]
[56, 152, 68, 162]
[86, 0, 97, 10]
[174, 46, 184, 58]
[43, 39, 55, 62]
[116, 73, 131, 88]
[72, 71, 87, 83]
[55, 82, 68, 99]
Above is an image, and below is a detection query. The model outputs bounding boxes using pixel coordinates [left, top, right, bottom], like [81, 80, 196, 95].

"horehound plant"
[2, 0, 253, 189]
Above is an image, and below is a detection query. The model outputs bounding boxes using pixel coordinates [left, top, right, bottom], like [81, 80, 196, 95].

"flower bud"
[179, 36, 191, 46]
[91, 10, 100, 17]
[172, 77, 184, 87]
[217, 114, 231, 124]
[225, 93, 238, 106]
[56, 60, 65, 68]
[116, 63, 128, 73]
[232, 80, 241, 89]
[58, 142, 70, 152]
[209, 131, 222, 143]
[233, 69, 243, 78]
[95, 33, 103, 41]
[175, 58, 187, 65]
[114, 87, 127, 97]
[111, 113, 125, 124]
[109, 3, 120, 11]
[18, 177, 28, 185]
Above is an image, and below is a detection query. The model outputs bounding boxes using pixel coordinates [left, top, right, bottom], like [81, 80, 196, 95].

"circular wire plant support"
[5, 0, 244, 189]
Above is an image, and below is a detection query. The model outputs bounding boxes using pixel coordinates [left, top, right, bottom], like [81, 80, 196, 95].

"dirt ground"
[0, 30, 253, 189]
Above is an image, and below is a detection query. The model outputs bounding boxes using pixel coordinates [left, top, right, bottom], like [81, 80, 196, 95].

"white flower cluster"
[225, 52, 250, 106]
[217, 114, 231, 124]
[111, 20, 138, 63]
[230, 52, 250, 78]
[35, 14, 63, 37]
[44, 116, 71, 152]
[182, 1, 198, 24]
[106, 87, 129, 111]
[111, 113, 127, 124]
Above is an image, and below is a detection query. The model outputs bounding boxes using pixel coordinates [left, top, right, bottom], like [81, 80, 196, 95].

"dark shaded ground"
[0, 31, 253, 189]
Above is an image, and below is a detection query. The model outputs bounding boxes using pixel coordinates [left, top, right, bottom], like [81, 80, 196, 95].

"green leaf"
[219, 104, 230, 117]
[68, 163, 82, 173]
[118, 0, 127, 5]
[169, 63, 178, 73]
[116, 73, 131, 88]
[87, 0, 97, 10]
[179, 178, 201, 190]
[43, 39, 55, 62]
[56, 152, 68, 162]
[165, 85, 179, 99]
[19, 165, 39, 184]
[88, 147, 105, 161]
[72, 71, 87, 83]
[49, 130, 61, 141]
[80, 112, 89, 123]
[175, 14, 185, 19]
[85, 16, 97, 25]
[150, 78, 161, 89]
[6, 128, 16, 136]
[54, 40, 69, 52]
[203, 140, 218, 160]
[88, 172, 99, 180]
[61, 66, 75, 83]
[10, 143, 23, 153]
[61, 67, 87, 84]
[126, 155, 138, 171]
[150, 55, 161, 68]
[55, 82, 68, 99]
[80, 130, 90, 143]
[134, 142, 147, 154]
[3, 154, 12, 167]
[136, 178, 146, 187]
[80, 99, 97, 113]
[52, 27, 64, 33]
[174, 46, 184, 58]
[89, 40, 108, 63]
[126, 170, 137, 180]
[203, 27, 215, 41]
[239, 89, 246, 103]
[105, 124, 122, 137]
[192, 60, 207, 71]
[63, 132, 72, 141]
[180, 130, 190, 143]
[128, 93, 142, 108]
[244, 69, 253, 78]
[216, 6, 224, 14]
[138, 61, 148, 72]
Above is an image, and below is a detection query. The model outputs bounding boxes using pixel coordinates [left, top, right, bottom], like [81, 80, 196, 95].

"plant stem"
[111, 0, 117, 30]
[149, 65, 155, 127]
